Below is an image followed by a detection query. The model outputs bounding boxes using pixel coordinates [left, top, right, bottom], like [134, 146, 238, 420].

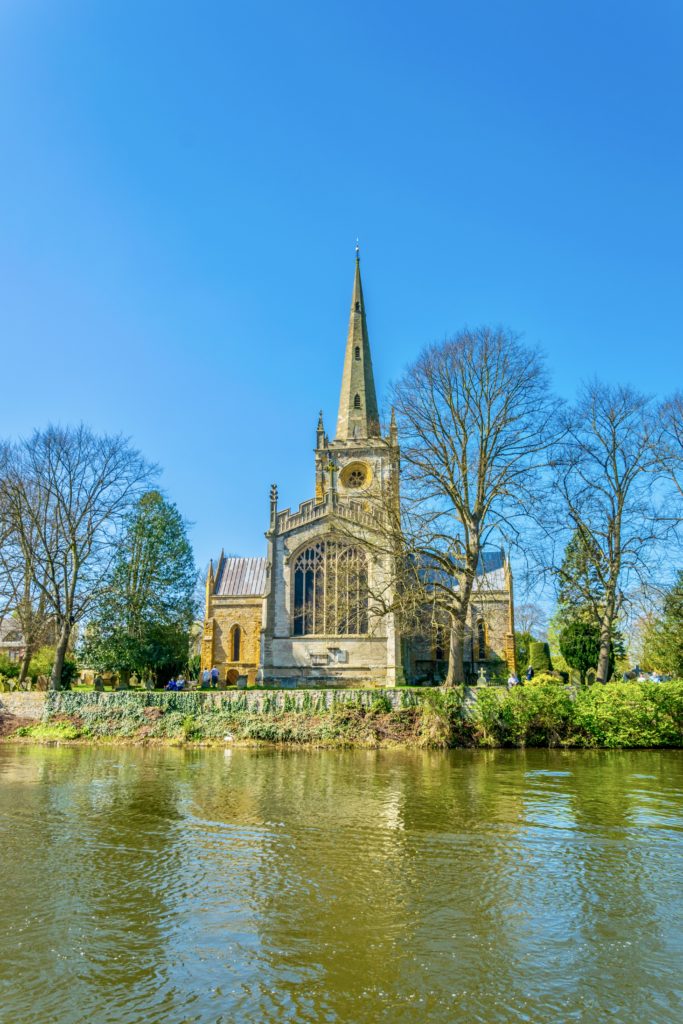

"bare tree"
[0, 442, 57, 684]
[515, 602, 548, 638]
[1, 426, 155, 689]
[659, 392, 683, 516]
[388, 327, 557, 685]
[549, 382, 669, 683]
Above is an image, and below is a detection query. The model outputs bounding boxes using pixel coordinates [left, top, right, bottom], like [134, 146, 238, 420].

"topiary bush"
[529, 641, 552, 673]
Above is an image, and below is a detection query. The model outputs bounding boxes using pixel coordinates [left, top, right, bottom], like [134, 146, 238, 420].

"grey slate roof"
[419, 548, 508, 593]
[215, 557, 267, 597]
[473, 549, 506, 592]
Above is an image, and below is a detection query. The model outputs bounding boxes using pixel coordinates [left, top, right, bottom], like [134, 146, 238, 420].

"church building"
[201, 253, 515, 687]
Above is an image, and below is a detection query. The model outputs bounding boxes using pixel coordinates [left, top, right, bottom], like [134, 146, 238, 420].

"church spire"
[335, 247, 380, 440]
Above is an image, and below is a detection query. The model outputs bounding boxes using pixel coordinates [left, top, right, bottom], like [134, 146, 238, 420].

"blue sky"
[1, 1, 682, 582]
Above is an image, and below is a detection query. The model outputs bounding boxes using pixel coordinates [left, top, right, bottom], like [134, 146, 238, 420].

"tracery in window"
[293, 541, 369, 636]
[346, 469, 365, 488]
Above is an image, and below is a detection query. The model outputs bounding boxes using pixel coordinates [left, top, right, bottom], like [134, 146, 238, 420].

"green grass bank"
[2, 681, 682, 748]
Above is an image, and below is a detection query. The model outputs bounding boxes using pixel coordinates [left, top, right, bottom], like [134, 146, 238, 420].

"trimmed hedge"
[529, 641, 553, 673]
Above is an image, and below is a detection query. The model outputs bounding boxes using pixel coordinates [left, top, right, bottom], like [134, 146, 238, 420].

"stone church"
[201, 254, 515, 686]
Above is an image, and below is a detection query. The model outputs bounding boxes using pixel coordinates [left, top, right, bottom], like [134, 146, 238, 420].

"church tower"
[259, 248, 403, 687]
[314, 247, 398, 509]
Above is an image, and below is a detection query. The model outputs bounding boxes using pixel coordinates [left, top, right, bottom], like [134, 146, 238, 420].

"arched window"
[476, 619, 486, 661]
[353, 393, 361, 409]
[355, 300, 360, 312]
[434, 625, 447, 662]
[293, 540, 369, 636]
[354, 345, 361, 360]
[230, 624, 241, 662]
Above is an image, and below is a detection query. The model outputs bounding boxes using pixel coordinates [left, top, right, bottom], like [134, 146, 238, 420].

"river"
[0, 745, 681, 1023]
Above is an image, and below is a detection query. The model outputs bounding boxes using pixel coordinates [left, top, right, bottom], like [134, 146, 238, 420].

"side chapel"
[201, 252, 516, 686]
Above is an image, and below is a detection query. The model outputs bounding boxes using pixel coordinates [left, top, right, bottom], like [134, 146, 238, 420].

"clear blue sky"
[1, 1, 681, 576]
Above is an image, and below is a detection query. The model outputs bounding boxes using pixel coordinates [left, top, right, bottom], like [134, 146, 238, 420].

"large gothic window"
[293, 540, 369, 636]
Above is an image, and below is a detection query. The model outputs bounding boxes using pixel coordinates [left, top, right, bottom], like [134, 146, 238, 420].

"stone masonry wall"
[0, 688, 464, 723]
[202, 596, 263, 685]
[0, 692, 46, 721]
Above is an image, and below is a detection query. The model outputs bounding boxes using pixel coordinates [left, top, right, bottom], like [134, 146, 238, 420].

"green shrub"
[20, 721, 83, 741]
[0, 655, 20, 679]
[368, 694, 392, 715]
[27, 647, 78, 688]
[529, 641, 552, 673]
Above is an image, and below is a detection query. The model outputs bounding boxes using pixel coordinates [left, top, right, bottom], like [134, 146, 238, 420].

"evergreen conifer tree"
[81, 491, 197, 683]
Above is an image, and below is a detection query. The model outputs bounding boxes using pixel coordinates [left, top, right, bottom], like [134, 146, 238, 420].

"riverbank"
[1, 681, 682, 748]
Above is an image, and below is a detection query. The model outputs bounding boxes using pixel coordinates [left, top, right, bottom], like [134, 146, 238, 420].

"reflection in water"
[0, 746, 681, 1023]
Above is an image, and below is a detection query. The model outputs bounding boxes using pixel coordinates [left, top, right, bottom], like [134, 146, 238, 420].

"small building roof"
[214, 557, 267, 597]
[0, 617, 24, 647]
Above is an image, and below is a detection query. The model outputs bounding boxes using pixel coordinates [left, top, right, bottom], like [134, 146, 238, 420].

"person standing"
[202, 668, 211, 689]
[210, 666, 219, 689]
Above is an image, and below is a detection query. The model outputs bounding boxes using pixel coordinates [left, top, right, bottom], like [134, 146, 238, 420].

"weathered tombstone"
[144, 678, 155, 691]
[116, 675, 129, 691]
[93, 675, 105, 692]
[130, 673, 139, 689]
[477, 667, 488, 686]
[236, 675, 248, 690]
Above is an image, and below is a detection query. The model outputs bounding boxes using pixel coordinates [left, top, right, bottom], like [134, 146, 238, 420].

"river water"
[0, 745, 681, 1024]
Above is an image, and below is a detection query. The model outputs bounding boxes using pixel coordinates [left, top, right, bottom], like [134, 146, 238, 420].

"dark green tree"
[559, 620, 622, 683]
[557, 528, 604, 625]
[559, 621, 600, 683]
[81, 491, 197, 682]
[554, 528, 625, 681]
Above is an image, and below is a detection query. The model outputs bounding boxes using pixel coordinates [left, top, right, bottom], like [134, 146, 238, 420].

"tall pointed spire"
[335, 247, 380, 440]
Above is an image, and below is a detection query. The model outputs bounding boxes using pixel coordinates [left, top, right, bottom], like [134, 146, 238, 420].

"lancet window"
[476, 619, 486, 660]
[230, 624, 241, 662]
[293, 541, 369, 636]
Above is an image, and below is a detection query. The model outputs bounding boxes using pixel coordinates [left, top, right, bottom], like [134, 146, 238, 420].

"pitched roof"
[214, 557, 267, 597]
[0, 617, 24, 645]
[419, 548, 509, 593]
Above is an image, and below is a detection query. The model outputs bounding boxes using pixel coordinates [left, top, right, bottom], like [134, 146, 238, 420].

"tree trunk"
[596, 596, 616, 684]
[18, 647, 32, 688]
[444, 614, 466, 686]
[50, 621, 71, 691]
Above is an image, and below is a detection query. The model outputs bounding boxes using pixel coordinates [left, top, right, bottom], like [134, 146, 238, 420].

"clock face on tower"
[340, 461, 371, 490]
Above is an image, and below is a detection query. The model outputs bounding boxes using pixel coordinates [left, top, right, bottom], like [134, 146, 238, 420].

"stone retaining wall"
[0, 687, 440, 722]
[1, 687, 484, 724]
[0, 692, 47, 721]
